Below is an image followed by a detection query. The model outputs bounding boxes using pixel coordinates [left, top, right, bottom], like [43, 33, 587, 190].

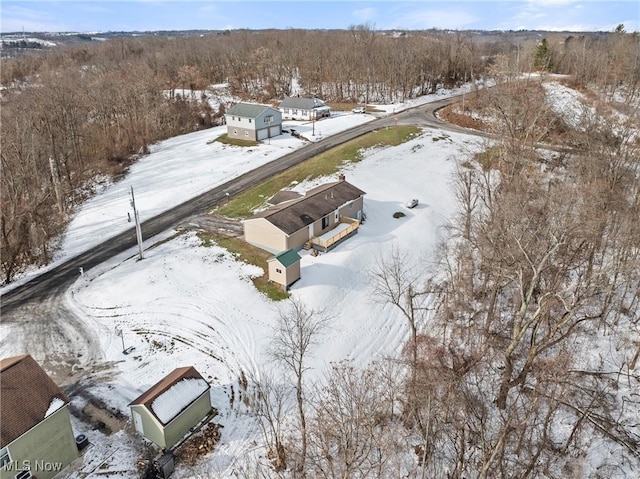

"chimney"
[338, 173, 345, 182]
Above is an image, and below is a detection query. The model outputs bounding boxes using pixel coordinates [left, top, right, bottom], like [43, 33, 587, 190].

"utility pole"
[130, 186, 144, 260]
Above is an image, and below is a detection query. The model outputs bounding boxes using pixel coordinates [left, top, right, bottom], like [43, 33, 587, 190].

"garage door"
[269, 125, 281, 137]
[257, 128, 268, 140]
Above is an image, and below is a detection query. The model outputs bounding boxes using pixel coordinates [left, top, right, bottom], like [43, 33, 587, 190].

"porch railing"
[310, 216, 360, 250]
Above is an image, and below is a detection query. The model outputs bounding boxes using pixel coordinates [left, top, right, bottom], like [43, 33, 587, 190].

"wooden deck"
[310, 216, 360, 251]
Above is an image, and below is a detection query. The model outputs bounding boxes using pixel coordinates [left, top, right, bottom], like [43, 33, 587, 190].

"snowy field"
[6, 78, 618, 476]
[1, 85, 460, 295]
[64, 128, 483, 476]
[0, 84, 482, 475]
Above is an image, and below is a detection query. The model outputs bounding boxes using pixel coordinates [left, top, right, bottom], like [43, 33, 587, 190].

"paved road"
[0, 94, 464, 382]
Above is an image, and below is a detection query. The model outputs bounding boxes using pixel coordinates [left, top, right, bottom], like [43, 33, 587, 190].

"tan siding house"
[243, 176, 366, 253]
[0, 355, 79, 479]
[129, 367, 213, 450]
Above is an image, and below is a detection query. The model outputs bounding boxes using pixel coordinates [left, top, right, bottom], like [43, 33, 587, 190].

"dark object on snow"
[153, 451, 175, 479]
[75, 433, 89, 450]
[393, 211, 406, 219]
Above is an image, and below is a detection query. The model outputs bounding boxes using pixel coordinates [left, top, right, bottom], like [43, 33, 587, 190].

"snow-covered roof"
[129, 366, 210, 425]
[44, 397, 66, 418]
[151, 378, 209, 424]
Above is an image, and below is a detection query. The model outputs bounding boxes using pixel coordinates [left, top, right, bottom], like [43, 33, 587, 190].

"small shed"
[267, 249, 301, 290]
[129, 366, 213, 450]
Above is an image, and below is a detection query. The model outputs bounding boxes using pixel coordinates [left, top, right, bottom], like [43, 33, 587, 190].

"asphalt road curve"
[0, 95, 460, 314]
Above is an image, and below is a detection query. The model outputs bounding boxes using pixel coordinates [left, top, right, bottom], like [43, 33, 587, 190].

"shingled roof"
[0, 355, 70, 448]
[226, 102, 275, 118]
[250, 180, 365, 235]
[129, 366, 209, 424]
[279, 96, 327, 110]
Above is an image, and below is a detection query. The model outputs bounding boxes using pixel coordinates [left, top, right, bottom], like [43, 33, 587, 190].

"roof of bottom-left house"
[0, 355, 71, 448]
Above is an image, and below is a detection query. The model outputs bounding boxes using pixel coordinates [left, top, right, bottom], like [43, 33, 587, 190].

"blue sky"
[1, 1, 638, 34]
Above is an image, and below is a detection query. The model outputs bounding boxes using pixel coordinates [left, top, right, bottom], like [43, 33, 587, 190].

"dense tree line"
[241, 39, 639, 477]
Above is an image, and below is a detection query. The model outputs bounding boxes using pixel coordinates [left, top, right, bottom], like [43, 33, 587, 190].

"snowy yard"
[8, 77, 632, 476]
[58, 125, 483, 476]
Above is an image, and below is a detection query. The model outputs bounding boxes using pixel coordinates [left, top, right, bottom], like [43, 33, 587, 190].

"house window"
[293, 109, 298, 115]
[15, 470, 31, 479]
[322, 216, 330, 229]
[264, 115, 274, 125]
[248, 118, 252, 123]
[0, 448, 10, 469]
[276, 268, 282, 274]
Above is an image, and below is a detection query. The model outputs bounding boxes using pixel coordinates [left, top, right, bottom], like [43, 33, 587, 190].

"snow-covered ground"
[59, 126, 482, 476]
[5, 76, 636, 475]
[0, 84, 483, 476]
[0, 84, 467, 295]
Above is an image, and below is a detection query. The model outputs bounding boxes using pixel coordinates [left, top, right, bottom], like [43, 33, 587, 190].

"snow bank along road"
[0, 93, 466, 382]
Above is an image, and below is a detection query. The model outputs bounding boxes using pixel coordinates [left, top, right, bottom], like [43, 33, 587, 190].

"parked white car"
[352, 106, 366, 114]
[406, 198, 419, 209]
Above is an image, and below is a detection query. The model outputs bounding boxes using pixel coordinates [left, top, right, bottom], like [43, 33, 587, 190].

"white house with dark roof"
[225, 102, 282, 141]
[243, 174, 365, 254]
[0, 355, 79, 479]
[279, 96, 331, 120]
[129, 366, 213, 450]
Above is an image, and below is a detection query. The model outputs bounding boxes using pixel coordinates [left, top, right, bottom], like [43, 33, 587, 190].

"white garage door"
[257, 128, 268, 140]
[269, 125, 280, 137]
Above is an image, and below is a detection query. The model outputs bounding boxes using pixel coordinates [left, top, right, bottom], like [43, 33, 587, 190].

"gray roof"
[227, 102, 275, 119]
[280, 97, 327, 110]
[251, 180, 365, 235]
[268, 190, 303, 205]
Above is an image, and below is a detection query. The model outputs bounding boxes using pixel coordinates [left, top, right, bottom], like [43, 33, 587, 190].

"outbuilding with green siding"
[129, 366, 213, 450]
[0, 355, 79, 479]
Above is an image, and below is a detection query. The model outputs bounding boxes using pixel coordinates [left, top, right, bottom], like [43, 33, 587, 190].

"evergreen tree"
[534, 38, 553, 71]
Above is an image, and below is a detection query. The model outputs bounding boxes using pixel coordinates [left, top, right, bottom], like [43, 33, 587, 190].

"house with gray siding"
[279, 97, 331, 120]
[243, 175, 365, 254]
[0, 355, 79, 479]
[129, 366, 213, 450]
[225, 102, 282, 141]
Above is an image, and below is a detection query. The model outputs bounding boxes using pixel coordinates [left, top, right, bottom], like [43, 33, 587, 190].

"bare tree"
[306, 361, 407, 479]
[246, 370, 292, 473]
[369, 248, 436, 417]
[270, 297, 329, 474]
